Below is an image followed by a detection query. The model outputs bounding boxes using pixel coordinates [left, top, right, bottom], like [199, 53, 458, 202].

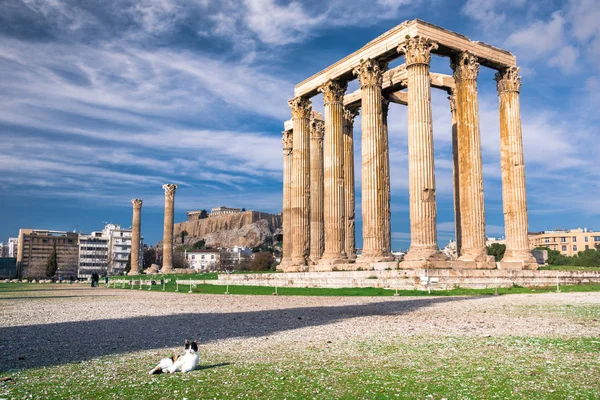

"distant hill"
[173, 211, 282, 248]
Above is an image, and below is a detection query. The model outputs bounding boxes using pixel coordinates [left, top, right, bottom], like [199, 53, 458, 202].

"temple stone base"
[498, 260, 538, 271]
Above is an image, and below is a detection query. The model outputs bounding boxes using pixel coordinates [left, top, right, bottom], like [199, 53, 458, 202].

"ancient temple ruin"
[280, 19, 537, 272]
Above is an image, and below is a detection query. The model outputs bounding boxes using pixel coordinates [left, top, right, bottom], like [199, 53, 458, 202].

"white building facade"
[78, 232, 109, 279]
[186, 249, 220, 271]
[8, 237, 18, 258]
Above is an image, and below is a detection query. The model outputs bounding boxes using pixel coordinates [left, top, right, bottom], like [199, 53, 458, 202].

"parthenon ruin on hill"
[279, 19, 537, 272]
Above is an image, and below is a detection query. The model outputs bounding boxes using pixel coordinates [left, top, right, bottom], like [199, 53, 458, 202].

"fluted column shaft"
[496, 67, 537, 267]
[451, 52, 488, 262]
[281, 130, 293, 266]
[449, 92, 462, 256]
[309, 116, 324, 263]
[288, 97, 312, 267]
[399, 37, 442, 261]
[129, 199, 142, 275]
[162, 184, 178, 272]
[381, 100, 392, 255]
[353, 59, 392, 261]
[319, 80, 347, 263]
[343, 107, 359, 260]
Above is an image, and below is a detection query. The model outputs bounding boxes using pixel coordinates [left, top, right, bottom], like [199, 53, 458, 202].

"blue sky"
[1, 0, 599, 250]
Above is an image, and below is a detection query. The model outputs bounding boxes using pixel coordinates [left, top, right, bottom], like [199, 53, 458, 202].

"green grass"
[103, 280, 600, 297]
[538, 265, 600, 271]
[2, 336, 598, 399]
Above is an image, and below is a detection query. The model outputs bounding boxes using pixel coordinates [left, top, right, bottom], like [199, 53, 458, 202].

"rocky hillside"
[173, 211, 282, 248]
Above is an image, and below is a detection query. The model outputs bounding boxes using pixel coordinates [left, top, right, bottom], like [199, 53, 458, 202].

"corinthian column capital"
[451, 51, 480, 82]
[162, 184, 178, 200]
[495, 67, 521, 93]
[282, 130, 293, 154]
[310, 118, 324, 140]
[132, 199, 143, 210]
[318, 79, 347, 104]
[353, 58, 387, 88]
[288, 97, 312, 119]
[397, 36, 438, 67]
[343, 106, 359, 126]
[448, 90, 457, 113]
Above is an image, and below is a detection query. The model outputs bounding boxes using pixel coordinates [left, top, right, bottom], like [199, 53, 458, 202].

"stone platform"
[214, 269, 600, 291]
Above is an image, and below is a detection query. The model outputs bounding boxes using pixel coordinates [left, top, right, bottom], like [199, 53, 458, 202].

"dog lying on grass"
[149, 339, 199, 374]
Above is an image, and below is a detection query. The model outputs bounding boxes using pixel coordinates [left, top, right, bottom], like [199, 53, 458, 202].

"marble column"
[281, 130, 293, 267]
[451, 51, 488, 262]
[353, 59, 392, 261]
[161, 184, 178, 272]
[319, 80, 347, 264]
[398, 37, 444, 262]
[449, 91, 462, 257]
[343, 106, 359, 261]
[288, 97, 312, 268]
[129, 199, 143, 275]
[495, 67, 537, 268]
[381, 98, 392, 256]
[309, 115, 324, 263]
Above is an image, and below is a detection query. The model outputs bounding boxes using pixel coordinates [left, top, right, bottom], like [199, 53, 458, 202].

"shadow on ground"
[0, 293, 466, 371]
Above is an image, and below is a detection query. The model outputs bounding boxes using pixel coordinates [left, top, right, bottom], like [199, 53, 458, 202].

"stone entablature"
[280, 19, 536, 272]
[210, 206, 241, 217]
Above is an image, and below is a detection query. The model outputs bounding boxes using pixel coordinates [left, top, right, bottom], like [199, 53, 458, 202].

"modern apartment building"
[529, 228, 600, 256]
[102, 224, 143, 275]
[78, 231, 109, 279]
[16, 229, 79, 279]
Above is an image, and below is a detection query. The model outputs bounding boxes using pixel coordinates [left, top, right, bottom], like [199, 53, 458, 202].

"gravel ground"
[1, 285, 599, 372]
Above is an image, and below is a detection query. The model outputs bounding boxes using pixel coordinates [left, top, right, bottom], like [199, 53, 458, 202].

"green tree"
[250, 251, 275, 271]
[199, 210, 209, 219]
[125, 252, 131, 274]
[181, 230, 188, 244]
[143, 247, 157, 269]
[46, 242, 58, 278]
[192, 239, 206, 250]
[486, 243, 506, 261]
[573, 249, 600, 267]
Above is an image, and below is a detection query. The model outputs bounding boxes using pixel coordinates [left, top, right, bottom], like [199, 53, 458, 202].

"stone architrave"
[309, 115, 324, 263]
[495, 67, 537, 268]
[448, 91, 462, 256]
[161, 184, 178, 272]
[288, 97, 312, 268]
[353, 59, 393, 261]
[451, 51, 488, 262]
[318, 80, 348, 264]
[398, 37, 444, 263]
[129, 199, 143, 275]
[343, 106, 359, 261]
[281, 130, 294, 267]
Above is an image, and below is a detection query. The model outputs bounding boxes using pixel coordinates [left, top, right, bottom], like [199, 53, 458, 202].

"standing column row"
[280, 130, 293, 268]
[343, 107, 359, 261]
[309, 114, 324, 263]
[161, 183, 178, 272]
[319, 80, 348, 265]
[129, 199, 143, 275]
[495, 67, 537, 268]
[288, 97, 312, 268]
[398, 37, 444, 263]
[451, 52, 489, 263]
[353, 59, 392, 261]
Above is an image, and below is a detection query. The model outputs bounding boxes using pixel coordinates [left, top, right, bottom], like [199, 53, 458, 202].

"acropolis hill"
[173, 210, 282, 249]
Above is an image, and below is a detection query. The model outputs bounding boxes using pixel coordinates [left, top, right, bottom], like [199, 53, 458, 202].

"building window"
[560, 237, 567, 243]
[585, 245, 589, 250]
[585, 236, 589, 242]
[572, 236, 576, 242]
[573, 245, 578, 252]
[594, 236, 600, 242]
[211, 255, 214, 260]
[562, 245, 567, 251]
[544, 238, 550, 243]
[201, 255, 205, 260]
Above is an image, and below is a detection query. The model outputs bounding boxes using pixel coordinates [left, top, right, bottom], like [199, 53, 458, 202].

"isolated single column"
[161, 184, 178, 273]
[129, 199, 143, 275]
